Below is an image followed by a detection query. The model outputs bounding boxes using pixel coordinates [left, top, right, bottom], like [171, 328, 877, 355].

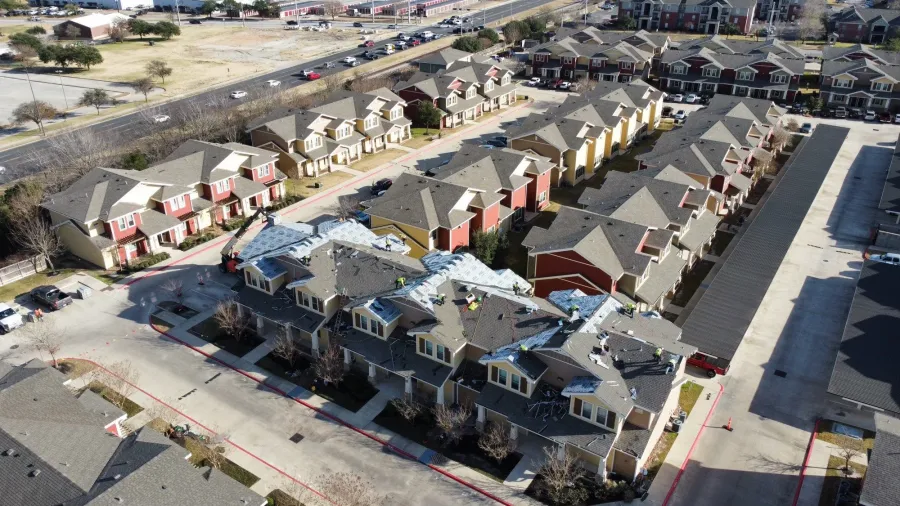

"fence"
[0, 255, 47, 287]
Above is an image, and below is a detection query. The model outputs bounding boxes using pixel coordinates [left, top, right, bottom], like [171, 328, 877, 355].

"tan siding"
[369, 216, 432, 258]
[56, 223, 114, 269]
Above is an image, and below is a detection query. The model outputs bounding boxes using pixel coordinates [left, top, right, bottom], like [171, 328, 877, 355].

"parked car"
[895, 113, 900, 124]
[307, 72, 321, 80]
[30, 286, 73, 311]
[869, 252, 900, 265]
[849, 108, 863, 119]
[266, 79, 281, 87]
[833, 107, 848, 118]
[354, 210, 371, 225]
[864, 110, 877, 121]
[387, 24, 397, 29]
[799, 122, 813, 134]
[151, 114, 170, 123]
[371, 178, 393, 195]
[557, 81, 573, 90]
[526, 77, 541, 86]
[353, 22, 364, 27]
[880, 112, 892, 123]
[674, 110, 686, 121]
[669, 94, 684, 103]
[286, 20, 298, 25]
[0, 303, 23, 334]
[661, 106, 673, 117]
[685, 93, 700, 103]
[230, 90, 247, 99]
[342, 56, 357, 64]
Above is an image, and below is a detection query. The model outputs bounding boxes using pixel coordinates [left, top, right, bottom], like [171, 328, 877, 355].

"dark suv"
[30, 285, 73, 310]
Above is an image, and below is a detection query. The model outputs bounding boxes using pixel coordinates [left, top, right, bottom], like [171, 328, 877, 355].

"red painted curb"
[791, 419, 821, 506]
[121, 100, 532, 289]
[70, 358, 337, 505]
[662, 382, 725, 506]
[146, 321, 514, 506]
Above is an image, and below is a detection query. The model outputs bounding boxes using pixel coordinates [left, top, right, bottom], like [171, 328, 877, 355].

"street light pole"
[23, 68, 44, 136]
[55, 70, 69, 121]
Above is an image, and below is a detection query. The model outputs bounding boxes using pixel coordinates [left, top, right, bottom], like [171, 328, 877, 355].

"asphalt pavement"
[0, 0, 561, 184]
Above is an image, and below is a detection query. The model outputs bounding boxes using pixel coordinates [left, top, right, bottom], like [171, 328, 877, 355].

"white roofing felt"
[396, 251, 534, 311]
[547, 289, 622, 334]
[362, 298, 402, 323]
[561, 376, 603, 396]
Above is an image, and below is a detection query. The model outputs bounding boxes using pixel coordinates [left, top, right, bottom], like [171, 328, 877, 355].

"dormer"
[872, 75, 895, 92]
[332, 122, 353, 140]
[736, 67, 757, 81]
[352, 299, 401, 339]
[385, 105, 405, 121]
[701, 63, 721, 78]
[770, 70, 789, 84]
[669, 62, 688, 75]
[362, 113, 380, 132]
[831, 73, 857, 89]
[563, 380, 619, 431]
[300, 132, 323, 153]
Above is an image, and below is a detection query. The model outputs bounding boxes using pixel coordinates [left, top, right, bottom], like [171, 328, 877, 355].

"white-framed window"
[574, 397, 594, 419]
[872, 98, 888, 107]
[304, 135, 322, 151]
[466, 87, 476, 99]
[446, 94, 457, 106]
[435, 344, 451, 363]
[300, 291, 323, 312]
[562, 56, 574, 65]
[501, 75, 509, 85]
[831, 93, 846, 103]
[214, 179, 229, 194]
[171, 194, 186, 211]
[511, 373, 521, 392]
[620, 61, 633, 70]
[873, 81, 892, 92]
[337, 125, 351, 138]
[770, 73, 788, 84]
[258, 164, 270, 178]
[390, 108, 402, 120]
[734, 86, 748, 96]
[117, 213, 135, 231]
[591, 58, 605, 67]
[359, 314, 368, 330]
[702, 67, 719, 78]
[833, 78, 852, 88]
[538, 190, 546, 203]
[484, 80, 494, 91]
[425, 340, 433, 356]
[498, 368, 507, 386]
[534, 53, 548, 62]
[670, 80, 682, 89]
[364, 117, 378, 130]
[737, 70, 753, 81]
[671, 65, 687, 75]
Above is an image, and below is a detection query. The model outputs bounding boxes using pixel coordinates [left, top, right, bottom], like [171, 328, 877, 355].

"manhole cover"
[289, 433, 304, 443]
[774, 370, 787, 378]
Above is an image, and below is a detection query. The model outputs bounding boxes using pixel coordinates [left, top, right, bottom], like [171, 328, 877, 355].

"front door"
[849, 96, 868, 108]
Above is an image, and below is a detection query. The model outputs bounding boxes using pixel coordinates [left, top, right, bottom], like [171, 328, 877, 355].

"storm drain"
[774, 370, 787, 378]
[289, 433, 304, 443]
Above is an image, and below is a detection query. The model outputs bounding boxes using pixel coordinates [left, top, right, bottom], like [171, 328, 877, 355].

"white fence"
[0, 256, 47, 287]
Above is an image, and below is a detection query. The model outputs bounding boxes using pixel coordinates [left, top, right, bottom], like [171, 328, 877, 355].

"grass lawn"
[188, 317, 265, 358]
[374, 403, 522, 482]
[671, 260, 715, 307]
[85, 381, 144, 418]
[679, 381, 704, 415]
[293, 369, 378, 412]
[56, 359, 97, 380]
[708, 230, 735, 257]
[816, 420, 875, 452]
[179, 435, 260, 488]
[407, 127, 437, 149]
[645, 381, 704, 480]
[266, 489, 305, 506]
[351, 148, 406, 172]
[819, 455, 866, 506]
[0, 268, 78, 303]
[286, 171, 354, 199]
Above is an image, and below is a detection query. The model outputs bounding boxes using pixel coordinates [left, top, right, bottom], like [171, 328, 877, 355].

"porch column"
[368, 363, 377, 386]
[476, 405, 486, 432]
[404, 376, 412, 397]
[283, 323, 292, 342]
[599, 456, 607, 480]
[556, 443, 566, 461]
[236, 304, 243, 319]
[436, 384, 445, 405]
[509, 424, 519, 450]
[256, 315, 264, 334]
[311, 330, 320, 357]
[343, 347, 351, 371]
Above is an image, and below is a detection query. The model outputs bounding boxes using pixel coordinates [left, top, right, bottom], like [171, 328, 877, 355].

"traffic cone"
[724, 417, 733, 432]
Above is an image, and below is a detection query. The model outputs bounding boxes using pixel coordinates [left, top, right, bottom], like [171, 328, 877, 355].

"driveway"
[664, 118, 897, 506]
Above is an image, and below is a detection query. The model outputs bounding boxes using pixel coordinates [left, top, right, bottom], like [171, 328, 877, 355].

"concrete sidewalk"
[794, 436, 869, 506]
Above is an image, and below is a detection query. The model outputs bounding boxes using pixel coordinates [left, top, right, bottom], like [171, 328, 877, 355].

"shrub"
[25, 26, 47, 35]
[178, 231, 218, 251]
[478, 28, 500, 44]
[452, 36, 482, 53]
[266, 194, 303, 211]
[120, 151, 148, 171]
[125, 252, 170, 272]
[220, 217, 245, 231]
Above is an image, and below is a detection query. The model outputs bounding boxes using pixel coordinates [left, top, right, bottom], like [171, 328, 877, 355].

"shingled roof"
[578, 171, 695, 230]
[364, 173, 475, 231]
[428, 145, 553, 192]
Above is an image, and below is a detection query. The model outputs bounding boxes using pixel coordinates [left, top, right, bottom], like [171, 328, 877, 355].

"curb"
[791, 419, 820, 506]
[662, 382, 725, 506]
[146, 320, 514, 505]
[70, 358, 338, 505]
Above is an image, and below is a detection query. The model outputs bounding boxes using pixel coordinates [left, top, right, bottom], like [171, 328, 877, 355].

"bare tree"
[478, 422, 511, 463]
[391, 397, 424, 422]
[575, 77, 598, 93]
[24, 320, 63, 368]
[835, 439, 862, 477]
[316, 472, 384, 506]
[348, 75, 395, 94]
[770, 125, 794, 152]
[12, 100, 58, 136]
[889, 0, 900, 8]
[144, 399, 181, 435]
[64, 24, 81, 39]
[751, 149, 776, 178]
[146, 59, 173, 84]
[334, 195, 360, 220]
[797, 0, 826, 42]
[104, 360, 140, 410]
[161, 278, 185, 305]
[432, 403, 472, 446]
[272, 328, 300, 368]
[109, 18, 130, 42]
[10, 213, 65, 273]
[783, 118, 800, 132]
[214, 300, 249, 341]
[538, 445, 588, 505]
[314, 343, 346, 386]
[131, 77, 155, 102]
[37, 127, 121, 181]
[322, 0, 343, 20]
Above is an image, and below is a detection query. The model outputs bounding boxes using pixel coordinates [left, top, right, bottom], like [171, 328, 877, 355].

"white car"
[527, 77, 541, 86]
[301, 69, 315, 77]
[685, 94, 700, 103]
[0, 166, 5, 174]
[674, 110, 687, 120]
[151, 114, 170, 123]
[230, 90, 247, 99]
[266, 79, 281, 87]
[864, 110, 877, 121]
[342, 56, 357, 64]
[669, 94, 684, 103]
[894, 113, 900, 124]
[870, 252, 900, 265]
[0, 303, 23, 334]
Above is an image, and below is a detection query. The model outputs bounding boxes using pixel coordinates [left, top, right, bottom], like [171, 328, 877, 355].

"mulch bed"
[291, 369, 378, 413]
[525, 473, 636, 505]
[745, 177, 772, 205]
[708, 230, 735, 257]
[256, 352, 312, 383]
[188, 317, 264, 357]
[671, 260, 715, 307]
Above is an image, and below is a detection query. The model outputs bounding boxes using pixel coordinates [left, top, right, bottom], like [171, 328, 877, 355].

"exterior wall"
[626, 407, 653, 430]
[568, 393, 618, 431]
[251, 130, 291, 153]
[526, 171, 552, 212]
[567, 445, 604, 474]
[56, 223, 115, 269]
[369, 216, 433, 257]
[352, 306, 398, 339]
[204, 177, 235, 202]
[486, 361, 533, 398]
[440, 221, 470, 252]
[415, 334, 456, 367]
[532, 250, 615, 294]
[159, 196, 194, 218]
[105, 212, 142, 241]
[533, 276, 606, 298]
[534, 350, 590, 390]
[473, 203, 501, 232]
[508, 186, 527, 212]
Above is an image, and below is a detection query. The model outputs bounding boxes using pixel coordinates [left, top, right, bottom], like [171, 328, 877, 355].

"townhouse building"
[830, 7, 900, 44]
[229, 224, 699, 482]
[821, 43, 900, 65]
[820, 57, 900, 112]
[394, 62, 517, 130]
[42, 140, 286, 269]
[755, 0, 802, 23]
[526, 35, 654, 83]
[416, 47, 476, 73]
[363, 149, 555, 257]
[248, 89, 412, 178]
[617, 0, 758, 35]
[673, 34, 805, 59]
[658, 46, 805, 102]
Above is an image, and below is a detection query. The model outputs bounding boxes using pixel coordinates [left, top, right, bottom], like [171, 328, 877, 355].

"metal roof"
[680, 125, 850, 360]
[878, 133, 900, 214]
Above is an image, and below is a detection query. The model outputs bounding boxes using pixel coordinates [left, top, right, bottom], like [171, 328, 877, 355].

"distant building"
[830, 6, 900, 44]
[618, 0, 758, 35]
[53, 13, 130, 41]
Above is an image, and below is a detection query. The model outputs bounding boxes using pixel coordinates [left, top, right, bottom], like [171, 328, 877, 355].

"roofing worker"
[653, 347, 663, 362]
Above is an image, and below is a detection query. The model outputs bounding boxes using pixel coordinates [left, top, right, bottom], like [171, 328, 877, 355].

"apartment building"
[755, 0, 802, 23]
[820, 57, 900, 112]
[248, 89, 412, 177]
[674, 34, 805, 59]
[830, 7, 900, 44]
[659, 46, 805, 102]
[526, 32, 655, 83]
[394, 62, 518, 130]
[42, 140, 286, 269]
[618, 0, 758, 35]
[822, 43, 900, 65]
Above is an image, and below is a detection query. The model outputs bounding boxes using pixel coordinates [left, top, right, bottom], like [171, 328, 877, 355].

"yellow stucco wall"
[56, 222, 115, 269]
[486, 362, 532, 398]
[369, 217, 431, 258]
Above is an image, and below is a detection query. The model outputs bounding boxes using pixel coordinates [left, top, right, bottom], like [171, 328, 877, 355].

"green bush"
[178, 231, 218, 251]
[120, 151, 148, 171]
[266, 194, 303, 212]
[452, 36, 482, 53]
[478, 28, 500, 44]
[125, 252, 170, 272]
[25, 26, 47, 35]
[220, 217, 245, 231]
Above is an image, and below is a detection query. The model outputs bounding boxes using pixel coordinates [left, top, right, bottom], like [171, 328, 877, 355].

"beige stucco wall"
[626, 407, 653, 430]
[568, 444, 604, 474]
[369, 217, 432, 258]
[568, 393, 617, 431]
[352, 305, 399, 339]
[56, 222, 115, 269]
[486, 361, 532, 398]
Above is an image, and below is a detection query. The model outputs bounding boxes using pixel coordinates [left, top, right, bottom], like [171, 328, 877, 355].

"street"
[0, 0, 563, 184]
[665, 118, 895, 506]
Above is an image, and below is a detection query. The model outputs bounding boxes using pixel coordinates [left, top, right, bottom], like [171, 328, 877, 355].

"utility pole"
[295, 0, 299, 24]
[407, 0, 411, 24]
[55, 70, 68, 121]
[174, 0, 181, 25]
[584, 0, 588, 25]
[23, 67, 44, 136]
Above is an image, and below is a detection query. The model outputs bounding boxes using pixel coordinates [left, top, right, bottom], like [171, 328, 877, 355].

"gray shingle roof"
[827, 260, 900, 416]
[42, 168, 159, 223]
[879, 133, 900, 214]
[237, 285, 326, 334]
[578, 171, 695, 230]
[821, 43, 900, 65]
[156, 139, 239, 185]
[681, 125, 849, 360]
[138, 210, 183, 237]
[364, 173, 474, 230]
[338, 327, 453, 387]
[417, 47, 472, 67]
[674, 35, 805, 59]
[860, 414, 900, 506]
[428, 145, 552, 192]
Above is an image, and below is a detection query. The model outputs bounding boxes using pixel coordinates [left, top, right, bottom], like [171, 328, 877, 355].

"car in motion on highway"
[230, 90, 247, 99]
[342, 56, 357, 64]
[307, 72, 321, 80]
[151, 114, 170, 123]
[301, 69, 315, 77]
[266, 79, 281, 87]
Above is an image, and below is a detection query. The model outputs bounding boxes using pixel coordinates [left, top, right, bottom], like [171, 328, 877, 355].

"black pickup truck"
[30, 285, 74, 310]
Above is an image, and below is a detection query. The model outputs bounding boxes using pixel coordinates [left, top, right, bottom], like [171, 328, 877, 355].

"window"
[833, 78, 852, 88]
[435, 344, 451, 363]
[534, 53, 547, 62]
[484, 80, 493, 91]
[734, 86, 748, 96]
[702, 67, 719, 78]
[171, 195, 186, 211]
[831, 93, 846, 103]
[606, 410, 617, 428]
[425, 340, 433, 356]
[337, 125, 351, 138]
[575, 165, 585, 179]
[511, 374, 520, 392]
[359, 314, 368, 330]
[117, 213, 135, 231]
[446, 94, 456, 106]
[770, 73, 788, 84]
[501, 75, 509, 85]
[620, 61, 632, 70]
[562, 56, 574, 65]
[737, 70, 753, 81]
[214, 180, 229, 194]
[466, 87, 475, 99]
[390, 108, 402, 120]
[872, 98, 887, 107]
[670, 65, 686, 75]
[538, 191, 546, 203]
[311, 296, 321, 312]
[498, 368, 507, 386]
[591, 58, 605, 67]
[873, 81, 892, 92]
[703, 83, 717, 92]
[246, 270, 258, 287]
[258, 164, 270, 177]
[579, 398, 594, 419]
[365, 116, 379, 129]
[594, 405, 609, 426]
[305, 135, 323, 151]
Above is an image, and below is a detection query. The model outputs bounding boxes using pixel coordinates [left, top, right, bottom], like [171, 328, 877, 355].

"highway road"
[0, 0, 562, 184]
